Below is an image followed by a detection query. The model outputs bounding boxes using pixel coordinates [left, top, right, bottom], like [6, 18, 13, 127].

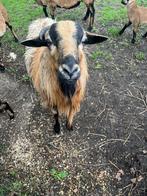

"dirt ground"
[0, 4, 147, 196]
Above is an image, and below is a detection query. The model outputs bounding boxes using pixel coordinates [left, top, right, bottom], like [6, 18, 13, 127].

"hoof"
[131, 39, 135, 44]
[66, 122, 73, 131]
[118, 31, 123, 36]
[142, 34, 147, 39]
[87, 26, 92, 32]
[0, 65, 5, 72]
[14, 38, 19, 43]
[82, 16, 88, 21]
[54, 122, 60, 134]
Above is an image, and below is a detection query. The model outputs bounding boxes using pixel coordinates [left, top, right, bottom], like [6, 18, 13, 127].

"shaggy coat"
[36, 0, 95, 31]
[0, 2, 18, 41]
[21, 18, 108, 133]
[119, 0, 147, 43]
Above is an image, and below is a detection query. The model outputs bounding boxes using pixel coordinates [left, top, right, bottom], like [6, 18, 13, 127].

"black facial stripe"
[49, 23, 60, 46]
[75, 22, 84, 45]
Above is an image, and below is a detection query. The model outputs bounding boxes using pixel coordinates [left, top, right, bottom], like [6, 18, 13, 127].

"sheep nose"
[62, 64, 80, 80]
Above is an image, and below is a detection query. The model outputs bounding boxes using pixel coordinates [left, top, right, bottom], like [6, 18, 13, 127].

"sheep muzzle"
[58, 55, 80, 97]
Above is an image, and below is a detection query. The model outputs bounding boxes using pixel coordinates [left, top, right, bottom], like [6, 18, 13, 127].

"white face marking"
[59, 64, 80, 80]
[59, 66, 70, 80]
[82, 31, 87, 43]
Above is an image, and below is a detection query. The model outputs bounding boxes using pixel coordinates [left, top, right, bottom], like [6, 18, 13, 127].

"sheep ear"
[82, 32, 108, 44]
[20, 37, 51, 47]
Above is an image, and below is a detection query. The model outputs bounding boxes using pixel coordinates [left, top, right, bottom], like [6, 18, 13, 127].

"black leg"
[83, 7, 90, 21]
[5, 22, 18, 42]
[119, 21, 132, 35]
[88, 4, 95, 31]
[43, 5, 49, 17]
[0, 65, 5, 72]
[142, 32, 147, 38]
[53, 110, 60, 134]
[131, 30, 136, 43]
[0, 101, 14, 119]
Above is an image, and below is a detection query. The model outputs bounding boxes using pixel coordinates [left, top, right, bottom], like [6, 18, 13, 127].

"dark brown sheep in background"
[0, 2, 18, 42]
[36, 0, 95, 31]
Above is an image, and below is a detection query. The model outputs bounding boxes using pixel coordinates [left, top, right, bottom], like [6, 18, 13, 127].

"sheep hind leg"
[53, 110, 60, 134]
[87, 3, 95, 31]
[43, 5, 49, 17]
[83, 6, 90, 21]
[119, 21, 132, 35]
[5, 22, 18, 42]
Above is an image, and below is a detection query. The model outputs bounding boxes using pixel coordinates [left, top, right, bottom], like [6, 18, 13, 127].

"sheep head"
[21, 20, 108, 98]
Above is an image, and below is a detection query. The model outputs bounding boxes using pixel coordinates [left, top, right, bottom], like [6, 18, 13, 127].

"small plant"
[50, 168, 69, 181]
[135, 52, 145, 61]
[95, 63, 103, 69]
[10, 170, 17, 177]
[12, 181, 23, 192]
[108, 27, 119, 37]
[21, 74, 31, 81]
[91, 50, 112, 61]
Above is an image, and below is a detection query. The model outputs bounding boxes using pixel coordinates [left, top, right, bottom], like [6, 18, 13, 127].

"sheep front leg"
[131, 24, 139, 44]
[53, 109, 60, 134]
[5, 22, 18, 42]
[119, 21, 132, 35]
[50, 6, 56, 19]
[66, 108, 75, 131]
[83, 6, 90, 21]
[43, 5, 49, 17]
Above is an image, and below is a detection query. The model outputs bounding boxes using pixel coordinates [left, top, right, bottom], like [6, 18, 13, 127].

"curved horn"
[39, 26, 50, 40]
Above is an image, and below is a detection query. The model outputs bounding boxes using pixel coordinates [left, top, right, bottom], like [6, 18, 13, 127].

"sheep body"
[36, 0, 95, 31]
[25, 18, 88, 130]
[22, 17, 107, 133]
[0, 2, 18, 41]
[119, 0, 147, 43]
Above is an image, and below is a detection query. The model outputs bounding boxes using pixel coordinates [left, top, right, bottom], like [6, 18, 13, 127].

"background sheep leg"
[88, 3, 95, 31]
[53, 110, 60, 134]
[142, 32, 147, 38]
[43, 5, 49, 17]
[0, 100, 14, 119]
[50, 6, 56, 19]
[119, 21, 132, 35]
[131, 24, 139, 43]
[5, 22, 18, 42]
[83, 5, 90, 21]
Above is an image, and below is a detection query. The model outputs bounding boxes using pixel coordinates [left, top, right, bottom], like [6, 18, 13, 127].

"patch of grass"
[135, 52, 145, 61]
[108, 27, 119, 37]
[12, 181, 23, 192]
[50, 168, 69, 181]
[100, 6, 126, 25]
[91, 49, 112, 61]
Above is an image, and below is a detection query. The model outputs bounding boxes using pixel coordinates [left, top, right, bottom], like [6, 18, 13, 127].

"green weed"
[135, 52, 145, 61]
[108, 27, 119, 37]
[50, 168, 69, 181]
